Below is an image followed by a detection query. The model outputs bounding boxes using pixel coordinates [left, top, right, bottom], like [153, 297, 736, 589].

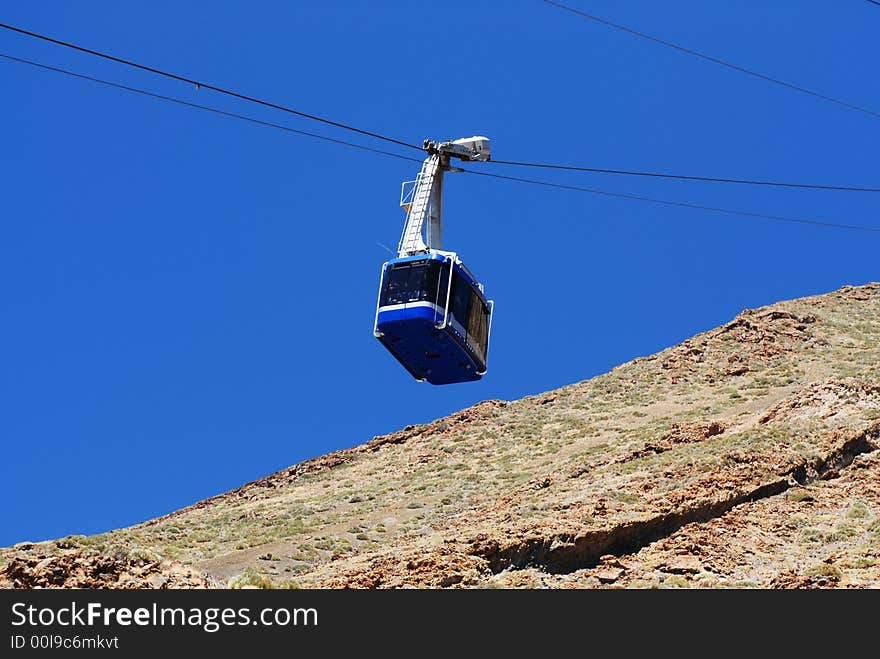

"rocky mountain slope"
[3, 283, 880, 588]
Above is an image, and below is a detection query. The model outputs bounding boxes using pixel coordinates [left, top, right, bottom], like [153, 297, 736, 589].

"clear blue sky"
[2, 1, 878, 546]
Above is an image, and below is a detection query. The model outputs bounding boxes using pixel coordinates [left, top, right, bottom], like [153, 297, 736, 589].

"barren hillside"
[4, 283, 880, 588]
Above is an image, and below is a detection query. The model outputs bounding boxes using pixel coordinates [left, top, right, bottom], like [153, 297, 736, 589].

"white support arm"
[396, 137, 490, 258]
[397, 154, 442, 257]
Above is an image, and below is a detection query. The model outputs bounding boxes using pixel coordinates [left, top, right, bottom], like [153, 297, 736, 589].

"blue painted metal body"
[374, 253, 491, 385]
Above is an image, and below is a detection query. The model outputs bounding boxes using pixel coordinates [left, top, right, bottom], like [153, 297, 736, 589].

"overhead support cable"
[0, 21, 423, 151]
[0, 54, 424, 164]
[5, 20, 877, 192]
[489, 159, 880, 193]
[4, 52, 878, 235]
[542, 0, 880, 120]
[462, 168, 880, 234]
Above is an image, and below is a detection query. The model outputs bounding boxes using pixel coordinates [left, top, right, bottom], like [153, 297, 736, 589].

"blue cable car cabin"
[374, 253, 492, 385]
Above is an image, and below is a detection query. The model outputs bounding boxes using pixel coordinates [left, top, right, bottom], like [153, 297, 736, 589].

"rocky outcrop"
[1, 547, 219, 589]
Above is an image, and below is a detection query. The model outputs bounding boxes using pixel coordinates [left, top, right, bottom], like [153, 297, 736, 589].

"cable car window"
[450, 271, 472, 327]
[467, 294, 490, 362]
[381, 263, 420, 306]
[431, 260, 450, 309]
[380, 260, 451, 307]
[423, 261, 440, 307]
